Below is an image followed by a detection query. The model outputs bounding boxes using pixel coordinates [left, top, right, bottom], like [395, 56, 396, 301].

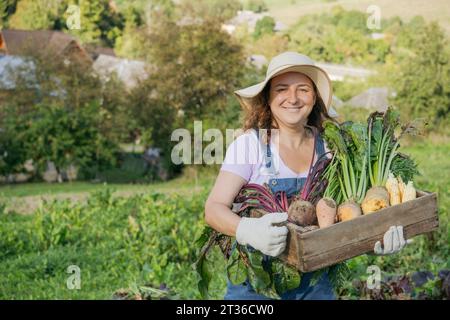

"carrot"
[337, 200, 362, 222]
[316, 197, 337, 228]
[361, 186, 390, 214]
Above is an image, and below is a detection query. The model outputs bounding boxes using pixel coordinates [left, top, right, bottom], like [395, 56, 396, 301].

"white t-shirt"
[220, 129, 330, 185]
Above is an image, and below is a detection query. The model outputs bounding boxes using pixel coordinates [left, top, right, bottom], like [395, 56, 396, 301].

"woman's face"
[268, 72, 316, 128]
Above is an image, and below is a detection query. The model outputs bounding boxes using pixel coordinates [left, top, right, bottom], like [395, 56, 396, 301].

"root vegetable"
[397, 176, 406, 202]
[402, 181, 416, 202]
[288, 199, 316, 226]
[365, 108, 418, 212]
[316, 197, 337, 228]
[337, 200, 362, 222]
[361, 186, 390, 214]
[386, 173, 401, 206]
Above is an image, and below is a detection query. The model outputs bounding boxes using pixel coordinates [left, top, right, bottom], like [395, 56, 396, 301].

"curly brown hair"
[242, 77, 335, 137]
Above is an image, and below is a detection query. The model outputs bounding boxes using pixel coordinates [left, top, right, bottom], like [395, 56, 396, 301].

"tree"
[392, 22, 450, 124]
[0, 0, 18, 28]
[0, 44, 125, 178]
[0, 113, 29, 176]
[287, 10, 390, 64]
[67, 0, 125, 47]
[0, 102, 118, 179]
[114, 4, 147, 59]
[400, 16, 427, 47]
[248, 33, 289, 60]
[246, 0, 268, 13]
[179, 0, 241, 23]
[8, 0, 60, 29]
[9, 0, 125, 47]
[141, 7, 245, 122]
[124, 4, 246, 176]
[330, 6, 370, 34]
[253, 16, 275, 39]
[5, 44, 101, 112]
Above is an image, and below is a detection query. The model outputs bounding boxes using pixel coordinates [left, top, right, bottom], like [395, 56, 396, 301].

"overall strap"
[254, 128, 272, 169]
[315, 133, 326, 158]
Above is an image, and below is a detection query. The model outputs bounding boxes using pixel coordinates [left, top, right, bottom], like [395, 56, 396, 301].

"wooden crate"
[249, 190, 439, 273]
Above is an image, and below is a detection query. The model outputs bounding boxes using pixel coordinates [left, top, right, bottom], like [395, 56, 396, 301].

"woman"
[204, 52, 409, 300]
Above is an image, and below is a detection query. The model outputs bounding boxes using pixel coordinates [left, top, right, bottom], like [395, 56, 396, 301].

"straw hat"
[235, 52, 337, 117]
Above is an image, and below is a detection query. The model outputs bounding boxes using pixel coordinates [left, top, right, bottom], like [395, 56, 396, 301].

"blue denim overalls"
[224, 128, 336, 300]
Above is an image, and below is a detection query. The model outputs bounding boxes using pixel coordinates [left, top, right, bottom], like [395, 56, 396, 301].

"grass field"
[0, 167, 214, 199]
[0, 170, 216, 215]
[262, 0, 450, 35]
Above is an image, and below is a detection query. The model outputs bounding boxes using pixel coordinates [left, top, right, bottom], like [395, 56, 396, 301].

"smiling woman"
[205, 52, 340, 300]
[204, 51, 412, 300]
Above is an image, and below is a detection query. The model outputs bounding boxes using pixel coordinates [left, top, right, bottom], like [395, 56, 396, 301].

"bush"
[246, 0, 268, 13]
[93, 152, 156, 184]
[0, 102, 119, 180]
[253, 16, 275, 39]
[390, 22, 450, 125]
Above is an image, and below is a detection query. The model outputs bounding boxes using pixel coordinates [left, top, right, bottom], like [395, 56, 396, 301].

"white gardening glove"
[236, 212, 289, 257]
[374, 226, 413, 255]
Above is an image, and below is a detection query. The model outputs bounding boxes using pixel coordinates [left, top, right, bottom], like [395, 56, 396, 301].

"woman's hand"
[236, 212, 289, 257]
[373, 226, 413, 255]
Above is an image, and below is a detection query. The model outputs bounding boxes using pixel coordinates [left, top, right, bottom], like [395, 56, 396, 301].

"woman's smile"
[282, 105, 303, 111]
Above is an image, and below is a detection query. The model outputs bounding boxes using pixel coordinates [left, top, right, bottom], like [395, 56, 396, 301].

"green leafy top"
[367, 107, 421, 187]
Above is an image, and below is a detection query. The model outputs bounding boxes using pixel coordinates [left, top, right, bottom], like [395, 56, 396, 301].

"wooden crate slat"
[279, 223, 303, 268]
[281, 191, 438, 272]
[300, 217, 439, 272]
[298, 192, 437, 256]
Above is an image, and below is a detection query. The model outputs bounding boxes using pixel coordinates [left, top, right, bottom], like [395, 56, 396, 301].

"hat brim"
[235, 65, 333, 111]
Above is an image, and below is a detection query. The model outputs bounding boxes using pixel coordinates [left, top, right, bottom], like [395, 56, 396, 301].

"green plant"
[246, 0, 268, 13]
[253, 16, 275, 39]
[322, 120, 368, 205]
[366, 108, 420, 188]
[0, 102, 119, 180]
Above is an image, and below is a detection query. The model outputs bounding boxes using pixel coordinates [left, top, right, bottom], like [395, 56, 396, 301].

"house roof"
[92, 54, 149, 89]
[248, 54, 268, 69]
[0, 54, 66, 97]
[0, 54, 36, 89]
[0, 29, 92, 63]
[84, 44, 116, 61]
[229, 10, 269, 29]
[316, 62, 375, 81]
[345, 87, 394, 111]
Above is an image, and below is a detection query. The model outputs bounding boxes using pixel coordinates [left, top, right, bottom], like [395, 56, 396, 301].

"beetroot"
[288, 198, 316, 226]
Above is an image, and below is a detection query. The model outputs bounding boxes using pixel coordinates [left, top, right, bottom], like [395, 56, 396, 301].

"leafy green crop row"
[0, 188, 226, 299]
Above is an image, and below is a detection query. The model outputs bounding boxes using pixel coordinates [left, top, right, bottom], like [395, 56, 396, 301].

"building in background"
[0, 29, 92, 65]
